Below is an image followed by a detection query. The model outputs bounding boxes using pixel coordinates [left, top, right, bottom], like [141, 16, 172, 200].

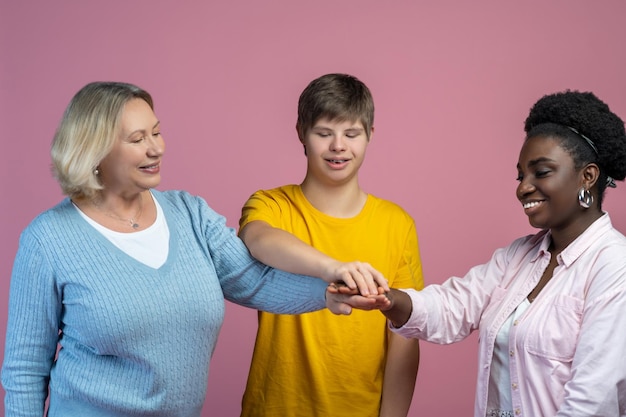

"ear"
[296, 124, 305, 142]
[581, 163, 600, 190]
[368, 126, 375, 142]
[296, 124, 307, 155]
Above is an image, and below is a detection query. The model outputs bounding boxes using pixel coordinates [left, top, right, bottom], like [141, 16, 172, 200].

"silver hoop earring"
[578, 188, 593, 209]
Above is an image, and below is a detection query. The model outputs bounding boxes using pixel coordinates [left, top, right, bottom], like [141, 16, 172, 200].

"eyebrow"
[125, 121, 160, 138]
[311, 125, 364, 132]
[517, 156, 555, 170]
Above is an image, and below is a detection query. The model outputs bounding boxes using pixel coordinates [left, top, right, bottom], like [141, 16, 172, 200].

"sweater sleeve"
[2, 227, 62, 417]
[195, 195, 327, 314]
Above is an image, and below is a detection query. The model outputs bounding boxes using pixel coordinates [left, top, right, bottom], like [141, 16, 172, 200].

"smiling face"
[97, 98, 165, 197]
[301, 117, 370, 187]
[516, 135, 590, 232]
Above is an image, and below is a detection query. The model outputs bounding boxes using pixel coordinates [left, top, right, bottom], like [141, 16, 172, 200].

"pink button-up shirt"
[393, 214, 626, 416]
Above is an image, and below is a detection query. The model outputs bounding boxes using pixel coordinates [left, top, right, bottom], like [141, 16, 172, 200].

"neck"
[549, 209, 602, 253]
[91, 191, 146, 229]
[300, 180, 367, 218]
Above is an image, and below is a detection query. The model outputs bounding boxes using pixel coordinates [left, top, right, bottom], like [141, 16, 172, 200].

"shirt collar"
[536, 213, 612, 267]
[560, 213, 612, 267]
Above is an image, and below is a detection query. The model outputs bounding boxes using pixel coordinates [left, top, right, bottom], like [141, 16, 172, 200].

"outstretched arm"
[240, 220, 389, 295]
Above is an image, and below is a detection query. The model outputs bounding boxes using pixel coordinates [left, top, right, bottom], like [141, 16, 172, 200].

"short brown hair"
[296, 73, 374, 141]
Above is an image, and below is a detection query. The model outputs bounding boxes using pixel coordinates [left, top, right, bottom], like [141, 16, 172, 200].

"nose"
[147, 134, 165, 157]
[516, 176, 535, 200]
[330, 135, 346, 152]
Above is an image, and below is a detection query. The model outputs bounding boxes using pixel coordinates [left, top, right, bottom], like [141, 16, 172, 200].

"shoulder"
[583, 226, 626, 302]
[490, 230, 549, 265]
[23, 198, 75, 236]
[599, 214, 626, 247]
[366, 194, 415, 224]
[152, 189, 224, 223]
[153, 189, 201, 204]
[153, 189, 208, 211]
[244, 185, 302, 209]
[593, 224, 626, 271]
[249, 184, 299, 201]
[16, 199, 86, 259]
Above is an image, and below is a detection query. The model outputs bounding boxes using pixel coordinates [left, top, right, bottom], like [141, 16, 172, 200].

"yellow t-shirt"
[239, 185, 424, 417]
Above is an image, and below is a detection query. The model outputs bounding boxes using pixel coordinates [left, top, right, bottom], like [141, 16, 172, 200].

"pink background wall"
[2, 2, 626, 415]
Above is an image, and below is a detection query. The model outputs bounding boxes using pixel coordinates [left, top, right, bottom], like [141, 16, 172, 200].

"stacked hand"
[321, 260, 390, 296]
[325, 282, 392, 316]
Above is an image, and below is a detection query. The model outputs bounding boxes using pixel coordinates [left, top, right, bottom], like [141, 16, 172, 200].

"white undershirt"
[74, 191, 170, 268]
[486, 298, 531, 417]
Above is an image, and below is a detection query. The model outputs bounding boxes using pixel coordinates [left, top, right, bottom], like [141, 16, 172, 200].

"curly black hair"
[524, 90, 626, 207]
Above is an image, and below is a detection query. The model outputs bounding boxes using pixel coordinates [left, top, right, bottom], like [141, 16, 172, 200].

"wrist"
[383, 289, 412, 328]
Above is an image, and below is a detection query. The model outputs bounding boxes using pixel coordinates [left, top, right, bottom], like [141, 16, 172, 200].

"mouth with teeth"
[327, 159, 349, 164]
[140, 163, 160, 173]
[522, 200, 543, 210]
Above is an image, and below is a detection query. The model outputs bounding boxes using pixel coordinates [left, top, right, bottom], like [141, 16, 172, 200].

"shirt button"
[512, 383, 518, 390]
[509, 350, 515, 357]
[515, 408, 521, 415]
[513, 320, 519, 326]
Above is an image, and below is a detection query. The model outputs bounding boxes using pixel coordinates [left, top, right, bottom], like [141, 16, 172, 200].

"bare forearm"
[241, 222, 334, 277]
[380, 333, 420, 417]
[241, 221, 389, 294]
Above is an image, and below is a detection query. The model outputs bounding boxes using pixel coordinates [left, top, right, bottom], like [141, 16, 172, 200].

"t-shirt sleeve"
[239, 190, 283, 231]
[392, 218, 425, 291]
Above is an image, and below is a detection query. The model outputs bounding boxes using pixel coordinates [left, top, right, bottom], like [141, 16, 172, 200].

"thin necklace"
[93, 193, 144, 229]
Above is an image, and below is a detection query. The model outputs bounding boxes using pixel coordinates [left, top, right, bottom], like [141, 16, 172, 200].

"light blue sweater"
[2, 190, 326, 417]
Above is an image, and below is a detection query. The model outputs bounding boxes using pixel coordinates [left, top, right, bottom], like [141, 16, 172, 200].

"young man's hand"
[322, 260, 390, 296]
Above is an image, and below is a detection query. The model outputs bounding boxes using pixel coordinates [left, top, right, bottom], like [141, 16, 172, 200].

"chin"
[527, 218, 546, 230]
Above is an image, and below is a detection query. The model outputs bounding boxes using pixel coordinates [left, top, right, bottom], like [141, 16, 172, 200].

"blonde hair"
[51, 82, 153, 199]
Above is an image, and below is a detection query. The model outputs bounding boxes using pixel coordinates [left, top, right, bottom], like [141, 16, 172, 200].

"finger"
[354, 268, 377, 296]
[370, 294, 392, 310]
[340, 303, 353, 315]
[350, 263, 389, 295]
[357, 294, 391, 310]
[339, 272, 357, 291]
[346, 294, 379, 310]
[327, 297, 353, 315]
[327, 284, 339, 294]
[336, 285, 359, 295]
[371, 269, 390, 292]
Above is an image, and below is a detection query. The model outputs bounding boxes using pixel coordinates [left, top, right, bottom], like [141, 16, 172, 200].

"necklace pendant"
[131, 220, 139, 229]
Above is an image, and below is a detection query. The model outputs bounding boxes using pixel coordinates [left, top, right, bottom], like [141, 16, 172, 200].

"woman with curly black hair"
[335, 90, 626, 416]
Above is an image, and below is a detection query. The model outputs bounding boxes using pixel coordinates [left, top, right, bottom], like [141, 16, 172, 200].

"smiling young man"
[238, 73, 424, 417]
